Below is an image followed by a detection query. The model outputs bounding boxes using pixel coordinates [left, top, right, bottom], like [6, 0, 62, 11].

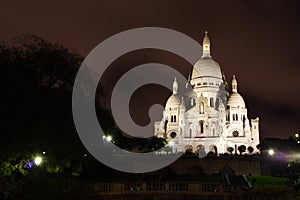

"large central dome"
[192, 57, 223, 79]
[191, 31, 223, 80]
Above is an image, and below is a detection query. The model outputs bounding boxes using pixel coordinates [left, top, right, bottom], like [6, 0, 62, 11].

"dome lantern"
[191, 31, 223, 81]
[232, 75, 238, 93]
[202, 30, 211, 58]
[173, 77, 178, 95]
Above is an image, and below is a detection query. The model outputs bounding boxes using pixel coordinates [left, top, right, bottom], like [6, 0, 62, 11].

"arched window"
[200, 102, 204, 114]
[212, 128, 215, 136]
[200, 121, 204, 133]
[210, 97, 214, 108]
[170, 115, 177, 122]
[164, 119, 168, 133]
[215, 98, 219, 109]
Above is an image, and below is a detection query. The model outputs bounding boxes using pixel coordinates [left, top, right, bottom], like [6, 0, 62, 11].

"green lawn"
[248, 176, 288, 186]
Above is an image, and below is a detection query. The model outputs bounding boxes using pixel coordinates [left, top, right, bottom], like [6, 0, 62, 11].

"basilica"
[154, 31, 260, 155]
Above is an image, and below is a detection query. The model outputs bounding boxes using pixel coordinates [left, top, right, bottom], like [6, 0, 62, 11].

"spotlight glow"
[34, 156, 42, 166]
[106, 135, 112, 142]
[268, 149, 275, 156]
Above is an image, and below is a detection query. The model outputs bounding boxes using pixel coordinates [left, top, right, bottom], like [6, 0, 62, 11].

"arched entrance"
[185, 145, 193, 153]
[209, 145, 218, 154]
[195, 145, 205, 154]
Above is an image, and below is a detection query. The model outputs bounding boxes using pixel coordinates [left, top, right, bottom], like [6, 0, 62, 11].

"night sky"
[1, 0, 300, 139]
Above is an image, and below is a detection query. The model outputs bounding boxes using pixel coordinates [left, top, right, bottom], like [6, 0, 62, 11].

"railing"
[87, 181, 242, 196]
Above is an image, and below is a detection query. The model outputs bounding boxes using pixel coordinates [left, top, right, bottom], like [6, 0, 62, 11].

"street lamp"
[295, 133, 299, 138]
[106, 135, 112, 142]
[34, 156, 43, 166]
[268, 149, 275, 156]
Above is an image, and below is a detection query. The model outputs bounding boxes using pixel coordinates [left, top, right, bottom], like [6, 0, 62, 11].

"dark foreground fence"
[72, 181, 243, 200]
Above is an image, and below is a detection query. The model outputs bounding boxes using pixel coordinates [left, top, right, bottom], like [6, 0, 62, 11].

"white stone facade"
[154, 31, 260, 155]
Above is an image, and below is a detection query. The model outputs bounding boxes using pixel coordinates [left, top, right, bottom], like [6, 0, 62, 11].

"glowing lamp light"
[34, 156, 42, 166]
[295, 133, 299, 138]
[168, 141, 175, 146]
[106, 135, 112, 142]
[268, 149, 275, 156]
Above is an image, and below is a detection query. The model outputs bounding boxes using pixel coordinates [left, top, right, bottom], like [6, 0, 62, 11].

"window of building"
[189, 129, 192, 137]
[170, 132, 177, 138]
[191, 98, 196, 106]
[233, 131, 239, 137]
[170, 115, 176, 122]
[203, 82, 207, 85]
[210, 97, 214, 108]
[215, 98, 219, 108]
[200, 121, 204, 133]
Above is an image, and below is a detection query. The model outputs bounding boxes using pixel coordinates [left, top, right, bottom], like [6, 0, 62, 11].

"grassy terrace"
[248, 176, 288, 186]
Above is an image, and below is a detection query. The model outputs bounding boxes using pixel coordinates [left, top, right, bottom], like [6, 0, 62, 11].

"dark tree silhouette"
[238, 145, 246, 155]
[247, 146, 254, 154]
[227, 147, 234, 154]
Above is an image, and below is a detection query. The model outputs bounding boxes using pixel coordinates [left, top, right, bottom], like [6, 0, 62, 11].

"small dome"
[166, 94, 181, 108]
[191, 57, 223, 79]
[227, 92, 246, 108]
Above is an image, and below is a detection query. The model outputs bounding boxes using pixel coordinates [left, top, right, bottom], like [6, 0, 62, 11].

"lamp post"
[295, 133, 300, 144]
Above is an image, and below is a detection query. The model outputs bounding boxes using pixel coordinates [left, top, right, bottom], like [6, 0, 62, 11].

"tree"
[227, 147, 234, 154]
[247, 146, 254, 154]
[238, 145, 246, 155]
[256, 144, 262, 151]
